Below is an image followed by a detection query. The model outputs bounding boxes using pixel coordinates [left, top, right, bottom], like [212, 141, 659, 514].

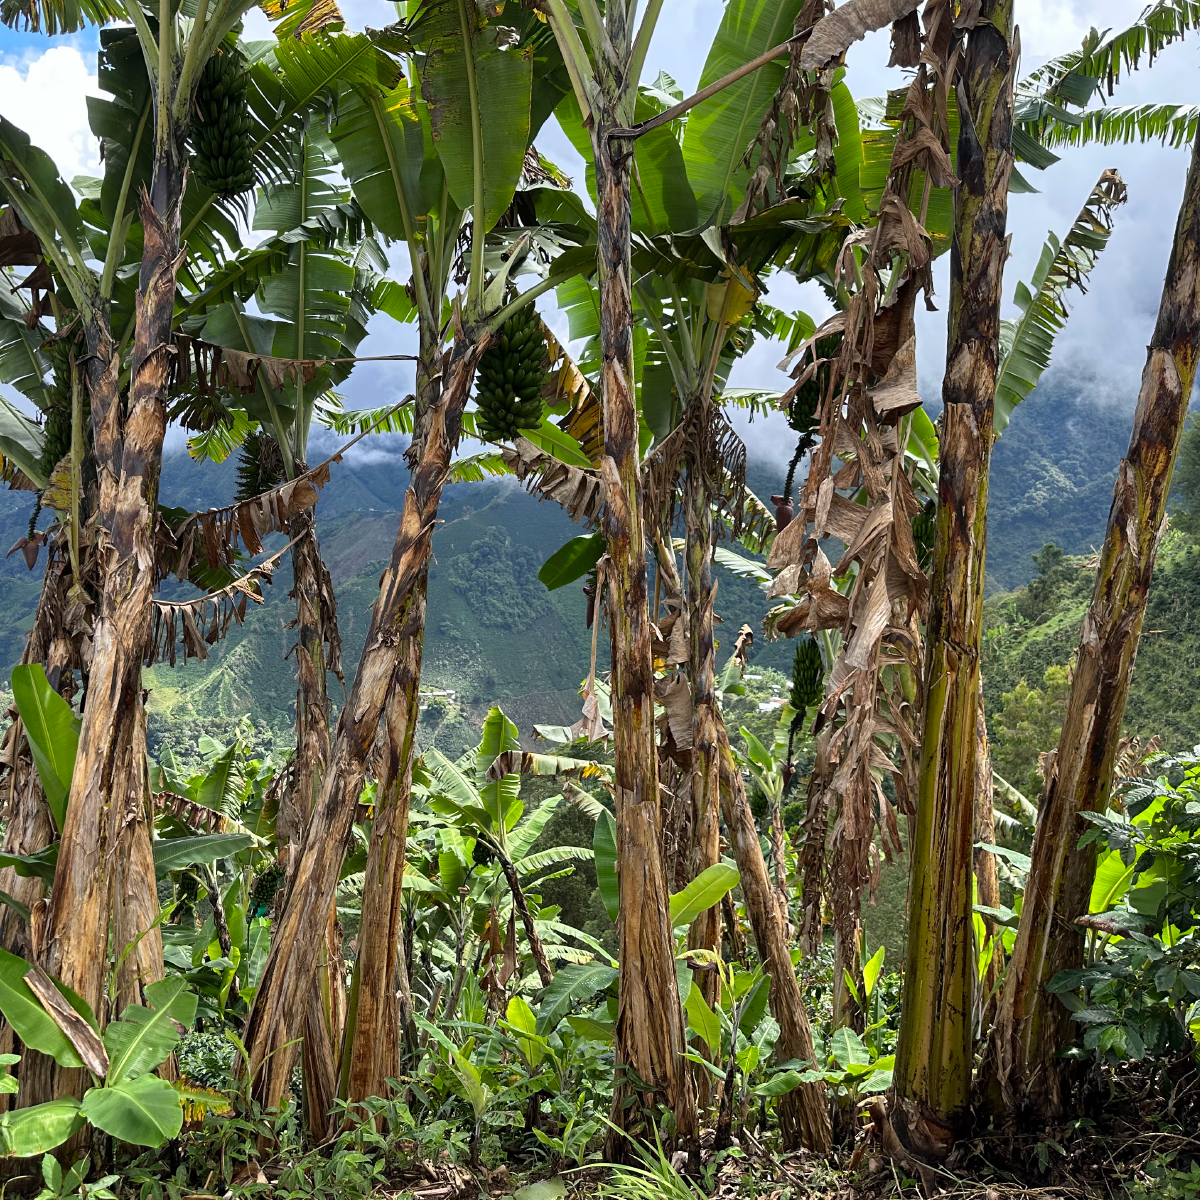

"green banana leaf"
[152, 834, 254, 877]
[994, 170, 1126, 434]
[670, 862, 741, 930]
[81, 1074, 183, 1148]
[331, 83, 444, 239]
[681, 0, 806, 226]
[103, 976, 197, 1085]
[0, 1098, 84, 1157]
[418, 5, 532, 237]
[593, 809, 618, 922]
[539, 533, 605, 591]
[12, 663, 80, 833]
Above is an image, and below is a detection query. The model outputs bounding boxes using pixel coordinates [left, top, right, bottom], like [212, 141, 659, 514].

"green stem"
[455, 0, 486, 309]
[576, 0, 609, 65]
[669, 280, 698, 381]
[232, 307, 296, 477]
[101, 98, 152, 299]
[625, 0, 666, 109]
[187, 0, 256, 110]
[173, 0, 212, 123]
[0, 185, 91, 315]
[127, 1, 161, 89]
[701, 291, 733, 402]
[633, 283, 691, 396]
[368, 94, 435, 330]
[155, 0, 173, 168]
[295, 132, 309, 461]
[544, 0, 596, 116]
[483, 260, 592, 335]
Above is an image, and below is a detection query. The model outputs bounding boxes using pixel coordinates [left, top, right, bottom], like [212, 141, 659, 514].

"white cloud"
[0, 46, 101, 187]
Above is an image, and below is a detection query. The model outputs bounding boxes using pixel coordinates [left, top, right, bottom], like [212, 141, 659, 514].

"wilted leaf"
[800, 0, 921, 72]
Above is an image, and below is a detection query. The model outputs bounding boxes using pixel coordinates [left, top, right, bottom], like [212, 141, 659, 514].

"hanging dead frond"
[169, 334, 419, 399]
[501, 437, 603, 526]
[156, 405, 406, 584]
[0, 454, 40, 492]
[764, 20, 959, 1011]
[148, 534, 299, 666]
[154, 791, 231, 834]
[735, 0, 838, 221]
[800, 0, 922, 72]
[645, 404, 749, 547]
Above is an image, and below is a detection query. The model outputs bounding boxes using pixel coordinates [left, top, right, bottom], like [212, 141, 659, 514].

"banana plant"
[0, 10, 408, 1110]
[177, 130, 382, 990]
[239, 0, 592, 1120]
[994, 170, 1128, 434]
[0, 961, 200, 1156]
[1013, 0, 1200, 162]
[402, 707, 610, 1002]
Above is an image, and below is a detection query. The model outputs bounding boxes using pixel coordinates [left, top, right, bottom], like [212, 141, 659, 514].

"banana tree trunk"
[341, 668, 418, 1107]
[40, 172, 182, 1042]
[287, 504, 335, 836]
[716, 714, 830, 1154]
[893, 1, 1015, 1157]
[241, 326, 487, 1112]
[340, 330, 441, 1110]
[283, 503, 344, 1140]
[981, 124, 1200, 1126]
[13, 320, 118, 1115]
[768, 797, 789, 920]
[111, 706, 168, 1022]
[592, 111, 695, 1156]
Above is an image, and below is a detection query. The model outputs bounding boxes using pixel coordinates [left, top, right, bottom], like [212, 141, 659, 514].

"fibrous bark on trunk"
[0, 532, 85, 962]
[982, 124, 1200, 1126]
[682, 449, 723, 1107]
[716, 714, 831, 1154]
[340, 329, 441, 1110]
[592, 104, 695, 1155]
[40, 174, 182, 1040]
[279, 503, 344, 1140]
[973, 693, 1001, 1031]
[893, 0, 1015, 1157]
[684, 453, 722, 981]
[241, 326, 487, 1112]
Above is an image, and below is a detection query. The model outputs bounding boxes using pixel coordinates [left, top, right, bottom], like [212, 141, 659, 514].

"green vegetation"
[2, 0, 1200, 1193]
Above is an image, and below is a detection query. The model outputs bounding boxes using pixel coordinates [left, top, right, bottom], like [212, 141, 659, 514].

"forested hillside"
[0, 377, 1158, 759]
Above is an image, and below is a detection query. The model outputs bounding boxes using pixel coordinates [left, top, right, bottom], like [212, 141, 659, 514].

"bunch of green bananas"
[787, 333, 842, 436]
[249, 861, 285, 919]
[790, 635, 824, 713]
[192, 50, 256, 199]
[40, 337, 74, 474]
[475, 304, 547, 442]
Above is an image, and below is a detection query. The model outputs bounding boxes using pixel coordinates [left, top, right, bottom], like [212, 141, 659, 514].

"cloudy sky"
[1, 1, 1197, 471]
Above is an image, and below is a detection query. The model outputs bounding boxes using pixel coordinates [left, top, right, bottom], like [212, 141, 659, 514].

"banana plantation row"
[0, 0, 1197, 1186]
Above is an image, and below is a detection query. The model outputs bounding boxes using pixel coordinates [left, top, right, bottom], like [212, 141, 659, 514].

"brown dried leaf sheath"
[26, 965, 108, 1078]
[800, 0, 922, 72]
